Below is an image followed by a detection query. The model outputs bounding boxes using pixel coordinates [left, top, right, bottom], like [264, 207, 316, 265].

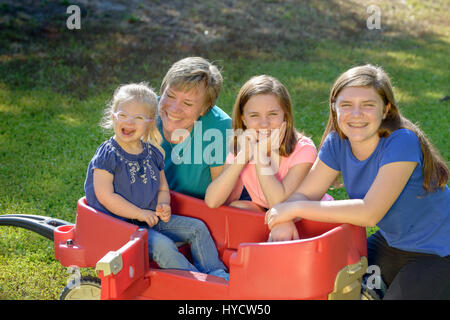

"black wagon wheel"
[59, 276, 102, 300]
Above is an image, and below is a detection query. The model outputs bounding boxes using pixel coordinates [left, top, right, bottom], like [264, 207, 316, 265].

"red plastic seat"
[54, 197, 139, 268]
[53, 191, 367, 300]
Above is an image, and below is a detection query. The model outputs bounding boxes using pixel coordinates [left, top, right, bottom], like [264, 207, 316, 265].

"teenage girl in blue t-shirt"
[265, 65, 449, 299]
[84, 83, 228, 281]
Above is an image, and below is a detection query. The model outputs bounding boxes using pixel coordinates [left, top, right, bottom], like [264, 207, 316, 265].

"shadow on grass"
[1, 0, 449, 96]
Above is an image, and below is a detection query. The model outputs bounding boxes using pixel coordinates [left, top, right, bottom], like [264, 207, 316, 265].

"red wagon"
[1, 191, 367, 300]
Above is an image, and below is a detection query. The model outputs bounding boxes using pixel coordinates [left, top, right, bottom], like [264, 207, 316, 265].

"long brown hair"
[231, 75, 300, 156]
[321, 64, 448, 192]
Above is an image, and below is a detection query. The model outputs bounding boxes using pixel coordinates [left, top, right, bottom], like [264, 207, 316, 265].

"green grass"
[0, 0, 449, 299]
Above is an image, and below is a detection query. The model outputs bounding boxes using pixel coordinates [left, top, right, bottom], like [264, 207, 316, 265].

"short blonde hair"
[160, 57, 223, 113]
[101, 82, 164, 155]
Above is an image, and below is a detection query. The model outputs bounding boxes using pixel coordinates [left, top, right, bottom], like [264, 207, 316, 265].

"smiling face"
[112, 100, 153, 153]
[241, 94, 285, 139]
[334, 86, 389, 154]
[158, 83, 207, 142]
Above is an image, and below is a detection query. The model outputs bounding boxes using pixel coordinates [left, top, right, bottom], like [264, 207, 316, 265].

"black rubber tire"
[59, 276, 102, 300]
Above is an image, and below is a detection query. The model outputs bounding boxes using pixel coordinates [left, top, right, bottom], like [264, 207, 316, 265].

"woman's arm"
[266, 160, 417, 229]
[93, 168, 159, 227]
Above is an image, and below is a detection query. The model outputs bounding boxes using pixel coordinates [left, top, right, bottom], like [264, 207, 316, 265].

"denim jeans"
[145, 214, 228, 279]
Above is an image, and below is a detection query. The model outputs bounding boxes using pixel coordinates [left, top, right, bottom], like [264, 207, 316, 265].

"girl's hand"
[236, 130, 257, 164]
[256, 121, 286, 154]
[267, 221, 299, 242]
[254, 122, 286, 168]
[137, 209, 160, 228]
[265, 202, 294, 230]
[155, 203, 171, 223]
[269, 121, 286, 152]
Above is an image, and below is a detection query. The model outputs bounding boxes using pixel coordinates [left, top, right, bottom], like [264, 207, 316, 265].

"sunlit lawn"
[0, 0, 449, 299]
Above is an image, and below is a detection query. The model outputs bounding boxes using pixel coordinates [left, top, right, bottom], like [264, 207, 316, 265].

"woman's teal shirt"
[157, 105, 232, 199]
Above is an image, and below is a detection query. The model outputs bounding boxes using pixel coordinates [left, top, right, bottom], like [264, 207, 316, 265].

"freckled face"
[334, 86, 388, 149]
[158, 84, 207, 142]
[241, 94, 285, 139]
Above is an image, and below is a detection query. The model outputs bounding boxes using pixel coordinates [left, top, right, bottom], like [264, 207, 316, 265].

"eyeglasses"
[112, 110, 154, 125]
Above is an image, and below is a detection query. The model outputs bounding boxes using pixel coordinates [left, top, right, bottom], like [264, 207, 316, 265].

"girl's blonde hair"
[160, 57, 223, 114]
[231, 75, 300, 156]
[321, 64, 448, 192]
[101, 82, 164, 155]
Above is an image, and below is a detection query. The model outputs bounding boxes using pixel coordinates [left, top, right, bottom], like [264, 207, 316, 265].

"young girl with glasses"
[84, 83, 228, 281]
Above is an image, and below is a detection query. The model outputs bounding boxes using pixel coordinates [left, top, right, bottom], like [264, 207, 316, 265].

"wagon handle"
[0, 214, 73, 241]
